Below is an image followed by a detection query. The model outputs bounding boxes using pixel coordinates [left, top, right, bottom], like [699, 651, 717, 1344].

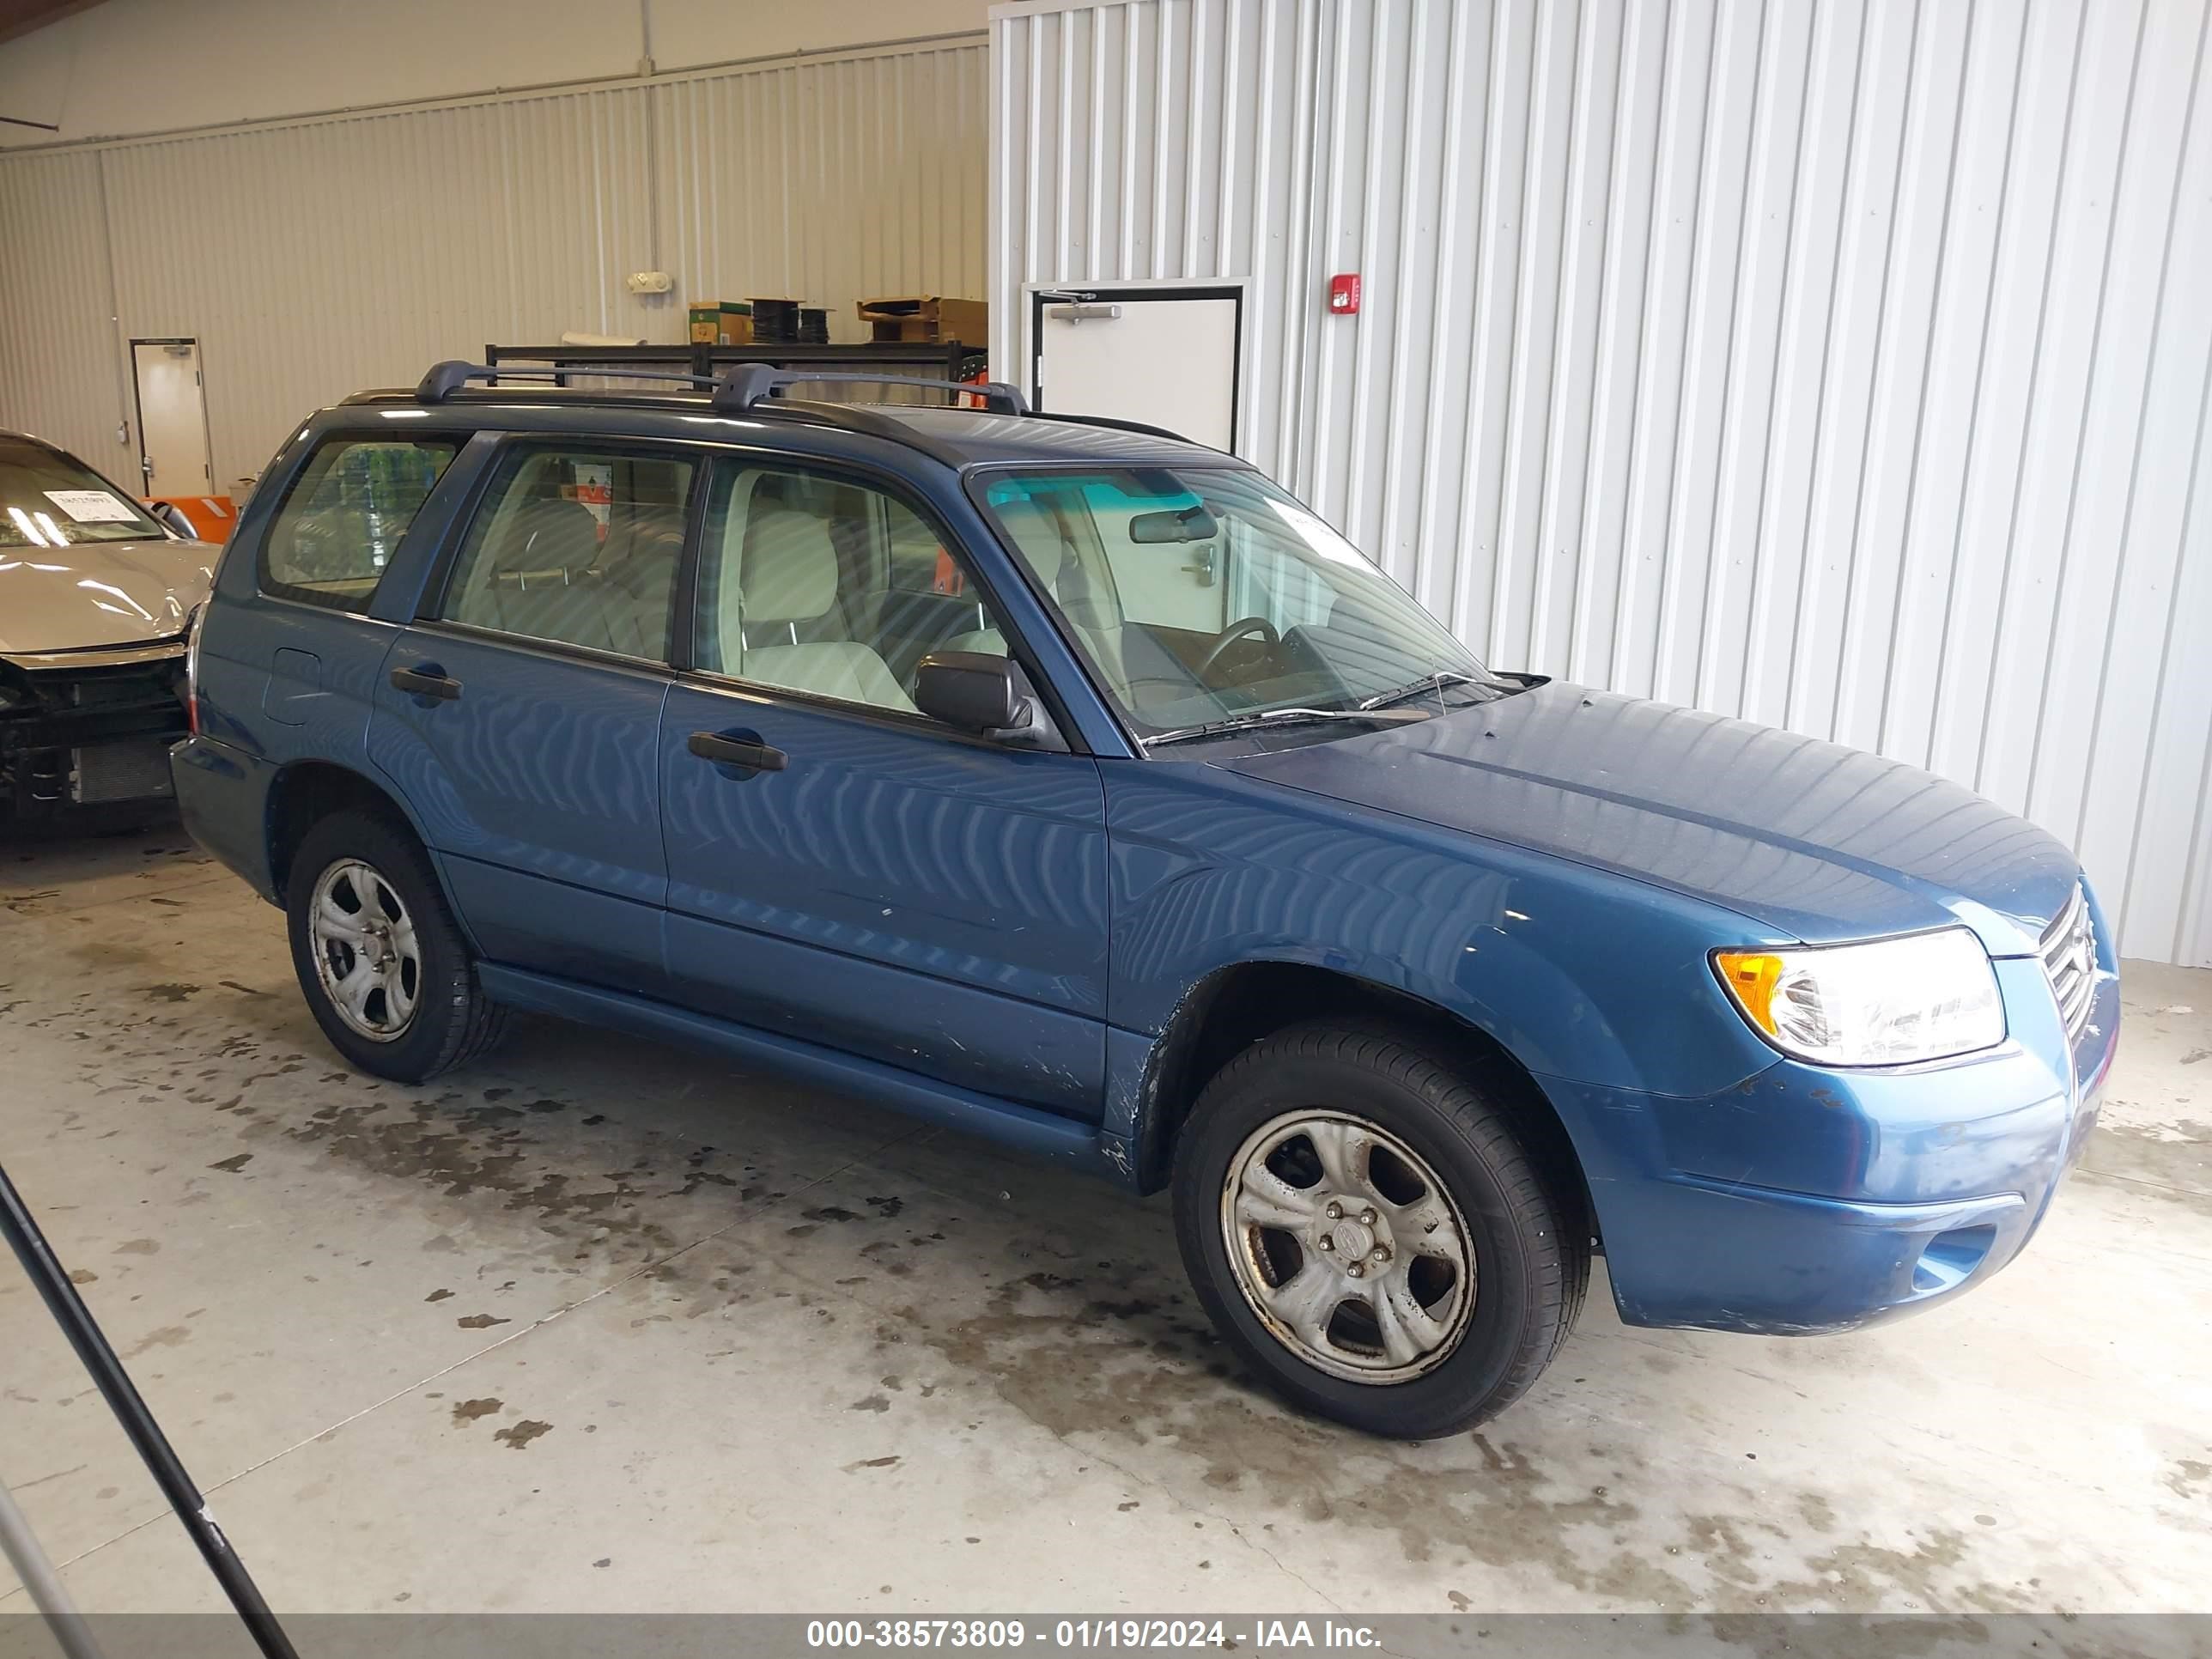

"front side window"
[0, 437, 166, 548]
[978, 468, 1503, 740]
[693, 464, 1011, 717]
[262, 437, 458, 609]
[436, 446, 695, 660]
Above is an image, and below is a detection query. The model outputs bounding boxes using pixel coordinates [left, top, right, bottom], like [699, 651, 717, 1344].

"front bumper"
[1, 643, 189, 817]
[1540, 954, 2118, 1334]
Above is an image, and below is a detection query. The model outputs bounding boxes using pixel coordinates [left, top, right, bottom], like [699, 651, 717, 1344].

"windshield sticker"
[45, 489, 142, 524]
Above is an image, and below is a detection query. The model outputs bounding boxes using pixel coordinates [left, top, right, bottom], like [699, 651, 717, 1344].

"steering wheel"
[1194, 616, 1279, 680]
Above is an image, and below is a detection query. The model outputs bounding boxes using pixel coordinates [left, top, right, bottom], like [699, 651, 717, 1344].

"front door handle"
[688, 730, 787, 772]
[390, 664, 463, 702]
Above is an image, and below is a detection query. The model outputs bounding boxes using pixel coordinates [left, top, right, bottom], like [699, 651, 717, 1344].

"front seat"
[939, 497, 1141, 686]
[734, 505, 915, 713]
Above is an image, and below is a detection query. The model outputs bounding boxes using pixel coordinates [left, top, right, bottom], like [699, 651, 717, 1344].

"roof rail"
[713, 367, 1027, 416]
[414, 358, 1028, 420]
[415, 360, 720, 401]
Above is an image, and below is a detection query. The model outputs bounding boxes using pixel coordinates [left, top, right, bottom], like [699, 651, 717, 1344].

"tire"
[283, 808, 505, 1083]
[1171, 1022, 1587, 1438]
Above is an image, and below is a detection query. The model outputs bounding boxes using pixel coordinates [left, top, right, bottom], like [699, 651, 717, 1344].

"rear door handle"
[688, 730, 787, 772]
[389, 664, 462, 702]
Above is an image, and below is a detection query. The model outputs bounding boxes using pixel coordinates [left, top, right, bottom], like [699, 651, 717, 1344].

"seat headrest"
[993, 495, 1120, 624]
[740, 505, 840, 624]
[495, 495, 600, 576]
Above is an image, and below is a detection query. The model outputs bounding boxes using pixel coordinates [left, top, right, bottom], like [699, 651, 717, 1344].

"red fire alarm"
[1328, 273, 1362, 315]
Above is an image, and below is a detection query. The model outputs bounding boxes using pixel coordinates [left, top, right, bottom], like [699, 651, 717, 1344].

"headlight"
[1714, 928, 2004, 1066]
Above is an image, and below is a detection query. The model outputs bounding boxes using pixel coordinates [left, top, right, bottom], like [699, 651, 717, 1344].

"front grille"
[2039, 883, 2098, 1044]
[71, 672, 172, 709]
[59, 660, 183, 710]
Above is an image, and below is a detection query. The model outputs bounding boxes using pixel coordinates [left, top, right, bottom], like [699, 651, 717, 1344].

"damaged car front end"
[1, 431, 215, 824]
[1, 638, 197, 819]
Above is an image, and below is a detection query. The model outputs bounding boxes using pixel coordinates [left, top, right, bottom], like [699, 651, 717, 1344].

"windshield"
[0, 439, 166, 547]
[977, 466, 1502, 739]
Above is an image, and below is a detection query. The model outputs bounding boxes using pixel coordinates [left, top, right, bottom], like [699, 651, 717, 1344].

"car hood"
[1218, 681, 2081, 956]
[0, 538, 216, 657]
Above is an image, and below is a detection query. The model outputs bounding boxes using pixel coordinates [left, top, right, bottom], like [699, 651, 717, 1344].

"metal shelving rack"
[482, 339, 986, 386]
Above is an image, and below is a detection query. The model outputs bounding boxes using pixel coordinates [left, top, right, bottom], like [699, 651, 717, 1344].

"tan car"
[1, 429, 216, 825]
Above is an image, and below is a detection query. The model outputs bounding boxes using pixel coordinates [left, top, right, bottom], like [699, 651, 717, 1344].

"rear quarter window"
[259, 436, 458, 610]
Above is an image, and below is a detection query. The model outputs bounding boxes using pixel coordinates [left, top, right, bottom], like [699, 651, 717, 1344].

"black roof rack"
[414, 361, 721, 402]
[414, 359, 1028, 419]
[720, 366, 1030, 416]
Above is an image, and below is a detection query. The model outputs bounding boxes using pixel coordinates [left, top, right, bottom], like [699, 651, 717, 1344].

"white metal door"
[1029, 285, 1241, 453]
[131, 339, 212, 496]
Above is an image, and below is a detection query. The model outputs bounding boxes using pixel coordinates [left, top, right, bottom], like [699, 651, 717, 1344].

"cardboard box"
[856, 295, 989, 345]
[689, 301, 754, 345]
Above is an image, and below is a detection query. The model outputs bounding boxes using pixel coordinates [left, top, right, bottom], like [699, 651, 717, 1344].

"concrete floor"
[0, 822, 2207, 1618]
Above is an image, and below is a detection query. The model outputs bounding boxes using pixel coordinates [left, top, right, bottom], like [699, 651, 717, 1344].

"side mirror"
[147, 501, 197, 540]
[914, 651, 1065, 751]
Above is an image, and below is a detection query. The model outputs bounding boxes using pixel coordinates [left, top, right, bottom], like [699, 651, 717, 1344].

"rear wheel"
[283, 810, 504, 1082]
[1172, 1023, 1585, 1438]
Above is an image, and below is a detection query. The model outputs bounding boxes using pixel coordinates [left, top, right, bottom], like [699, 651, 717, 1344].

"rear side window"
[261, 437, 458, 610]
[434, 445, 695, 661]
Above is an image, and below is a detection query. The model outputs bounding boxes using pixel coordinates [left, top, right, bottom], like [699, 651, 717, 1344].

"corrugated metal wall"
[659, 45, 991, 319]
[0, 36, 988, 495]
[992, 0, 2212, 967]
[0, 149, 127, 469]
[97, 85, 661, 490]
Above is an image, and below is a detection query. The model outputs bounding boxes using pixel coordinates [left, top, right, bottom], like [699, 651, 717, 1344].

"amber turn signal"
[1714, 951, 1787, 1036]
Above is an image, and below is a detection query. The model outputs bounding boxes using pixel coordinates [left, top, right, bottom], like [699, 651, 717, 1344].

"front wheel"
[1172, 1023, 1586, 1438]
[284, 809, 504, 1083]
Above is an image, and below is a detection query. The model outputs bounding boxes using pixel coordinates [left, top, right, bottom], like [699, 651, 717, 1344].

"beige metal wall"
[993, 0, 2212, 967]
[0, 0, 994, 149]
[0, 149, 127, 477]
[0, 36, 988, 494]
[657, 45, 990, 325]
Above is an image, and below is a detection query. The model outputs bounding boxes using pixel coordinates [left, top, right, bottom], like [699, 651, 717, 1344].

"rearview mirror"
[1127, 504, 1219, 543]
[914, 652, 1066, 751]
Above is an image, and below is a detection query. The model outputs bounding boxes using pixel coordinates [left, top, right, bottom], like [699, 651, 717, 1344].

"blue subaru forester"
[173, 362, 2118, 1437]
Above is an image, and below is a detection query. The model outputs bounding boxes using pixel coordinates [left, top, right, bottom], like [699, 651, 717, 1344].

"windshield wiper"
[1140, 705, 1431, 750]
[1356, 670, 1502, 711]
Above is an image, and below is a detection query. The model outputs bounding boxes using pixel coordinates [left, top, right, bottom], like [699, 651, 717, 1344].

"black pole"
[0, 1158, 301, 1659]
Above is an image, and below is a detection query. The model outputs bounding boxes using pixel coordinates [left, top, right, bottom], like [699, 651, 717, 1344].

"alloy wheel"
[1218, 1109, 1476, 1383]
[307, 857, 422, 1042]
